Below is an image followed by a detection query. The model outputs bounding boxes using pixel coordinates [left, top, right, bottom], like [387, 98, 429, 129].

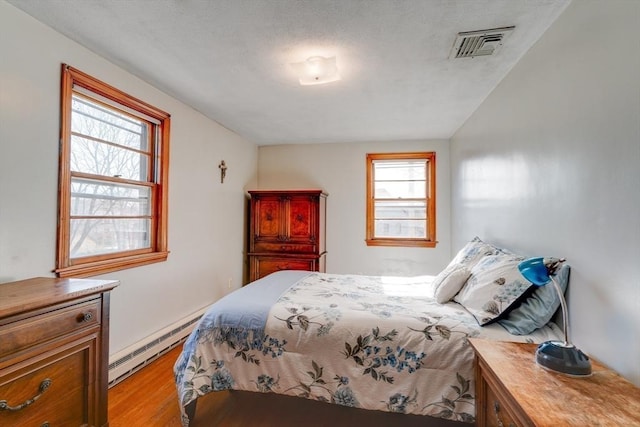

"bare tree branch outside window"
[69, 95, 152, 257]
[57, 64, 170, 278]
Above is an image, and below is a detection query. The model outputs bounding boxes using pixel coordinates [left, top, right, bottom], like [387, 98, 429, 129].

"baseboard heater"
[108, 306, 208, 387]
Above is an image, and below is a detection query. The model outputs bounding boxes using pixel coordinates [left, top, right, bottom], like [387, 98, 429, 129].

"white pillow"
[433, 264, 471, 303]
[454, 255, 531, 325]
[447, 236, 500, 271]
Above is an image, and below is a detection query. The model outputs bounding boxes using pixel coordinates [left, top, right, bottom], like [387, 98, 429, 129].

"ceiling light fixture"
[290, 56, 340, 86]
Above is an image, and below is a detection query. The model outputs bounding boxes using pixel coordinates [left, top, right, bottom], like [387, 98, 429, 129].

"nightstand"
[469, 339, 640, 427]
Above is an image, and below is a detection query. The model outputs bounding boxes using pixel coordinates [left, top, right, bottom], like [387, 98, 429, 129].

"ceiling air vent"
[450, 26, 515, 59]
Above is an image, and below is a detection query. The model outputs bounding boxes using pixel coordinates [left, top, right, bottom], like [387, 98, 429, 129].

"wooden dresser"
[0, 277, 119, 427]
[470, 339, 640, 427]
[248, 189, 327, 282]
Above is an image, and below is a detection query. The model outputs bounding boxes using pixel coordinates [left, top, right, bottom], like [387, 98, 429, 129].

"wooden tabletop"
[470, 339, 640, 426]
[0, 276, 119, 318]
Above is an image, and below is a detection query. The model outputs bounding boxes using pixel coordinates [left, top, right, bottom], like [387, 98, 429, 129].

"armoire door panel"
[288, 197, 315, 241]
[254, 198, 281, 240]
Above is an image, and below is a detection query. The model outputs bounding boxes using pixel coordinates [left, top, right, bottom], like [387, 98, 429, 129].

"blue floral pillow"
[498, 265, 570, 335]
[454, 254, 531, 326]
[447, 236, 501, 271]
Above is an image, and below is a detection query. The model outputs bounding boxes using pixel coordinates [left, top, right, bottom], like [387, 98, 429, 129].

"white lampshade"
[290, 56, 340, 86]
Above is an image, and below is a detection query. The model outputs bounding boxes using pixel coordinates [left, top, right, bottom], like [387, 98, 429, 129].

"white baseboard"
[108, 306, 208, 386]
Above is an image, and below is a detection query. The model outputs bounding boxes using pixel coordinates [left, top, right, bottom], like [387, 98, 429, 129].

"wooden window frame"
[366, 152, 436, 248]
[56, 64, 170, 278]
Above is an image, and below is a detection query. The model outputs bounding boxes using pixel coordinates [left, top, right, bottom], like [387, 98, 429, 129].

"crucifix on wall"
[218, 160, 227, 183]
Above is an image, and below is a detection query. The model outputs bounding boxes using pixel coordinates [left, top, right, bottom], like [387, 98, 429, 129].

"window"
[366, 152, 436, 247]
[56, 64, 170, 278]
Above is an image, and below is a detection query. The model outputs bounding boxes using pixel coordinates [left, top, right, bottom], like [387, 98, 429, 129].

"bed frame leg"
[185, 400, 197, 423]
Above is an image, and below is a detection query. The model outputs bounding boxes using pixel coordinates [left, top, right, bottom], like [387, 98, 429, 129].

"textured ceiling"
[7, 0, 570, 145]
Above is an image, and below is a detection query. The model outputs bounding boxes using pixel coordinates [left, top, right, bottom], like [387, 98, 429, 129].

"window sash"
[57, 64, 170, 278]
[70, 177, 153, 217]
[70, 218, 152, 258]
[366, 152, 436, 247]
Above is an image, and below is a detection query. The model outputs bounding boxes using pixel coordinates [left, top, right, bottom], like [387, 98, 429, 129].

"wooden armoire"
[248, 190, 327, 282]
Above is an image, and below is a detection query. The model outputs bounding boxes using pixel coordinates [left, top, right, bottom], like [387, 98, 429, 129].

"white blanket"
[174, 272, 561, 425]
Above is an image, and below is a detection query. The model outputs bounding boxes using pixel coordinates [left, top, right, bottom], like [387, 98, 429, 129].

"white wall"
[258, 140, 451, 276]
[451, 0, 640, 385]
[0, 2, 258, 355]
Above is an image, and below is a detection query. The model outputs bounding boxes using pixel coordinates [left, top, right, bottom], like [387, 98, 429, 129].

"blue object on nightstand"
[518, 257, 592, 377]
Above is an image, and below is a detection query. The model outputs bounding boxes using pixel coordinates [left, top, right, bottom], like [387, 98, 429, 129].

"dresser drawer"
[0, 337, 95, 426]
[484, 384, 519, 427]
[257, 258, 315, 276]
[0, 298, 100, 361]
[252, 242, 317, 254]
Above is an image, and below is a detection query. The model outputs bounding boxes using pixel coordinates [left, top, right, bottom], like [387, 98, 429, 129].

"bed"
[174, 237, 567, 426]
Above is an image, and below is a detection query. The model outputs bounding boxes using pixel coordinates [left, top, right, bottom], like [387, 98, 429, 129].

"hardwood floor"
[108, 344, 464, 427]
[109, 345, 185, 427]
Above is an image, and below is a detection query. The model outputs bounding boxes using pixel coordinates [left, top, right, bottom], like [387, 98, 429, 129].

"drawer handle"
[493, 401, 516, 427]
[0, 378, 52, 412]
[493, 401, 504, 427]
[78, 312, 93, 322]
[42, 423, 50, 427]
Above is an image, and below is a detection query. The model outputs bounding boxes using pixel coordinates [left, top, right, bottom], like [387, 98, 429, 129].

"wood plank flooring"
[108, 344, 464, 426]
[109, 345, 185, 427]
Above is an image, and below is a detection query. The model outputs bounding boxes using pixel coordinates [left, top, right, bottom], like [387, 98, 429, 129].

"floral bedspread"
[174, 272, 560, 426]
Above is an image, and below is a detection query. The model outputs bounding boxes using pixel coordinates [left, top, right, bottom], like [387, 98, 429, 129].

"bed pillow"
[498, 264, 570, 335]
[454, 254, 531, 326]
[433, 264, 471, 303]
[486, 241, 519, 257]
[447, 236, 500, 271]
